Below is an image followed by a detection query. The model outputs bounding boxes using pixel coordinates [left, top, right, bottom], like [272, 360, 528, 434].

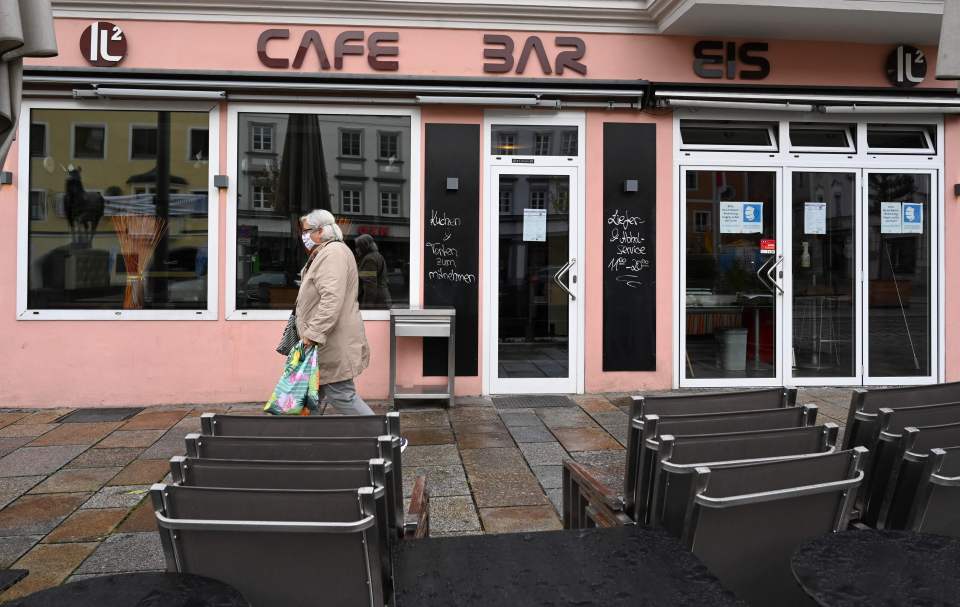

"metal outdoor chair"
[182, 433, 428, 539]
[907, 446, 960, 537]
[876, 421, 960, 529]
[858, 402, 960, 526]
[563, 402, 815, 529]
[151, 483, 387, 607]
[632, 404, 819, 524]
[649, 424, 840, 536]
[623, 388, 797, 515]
[200, 412, 400, 439]
[681, 448, 867, 607]
[843, 382, 960, 451]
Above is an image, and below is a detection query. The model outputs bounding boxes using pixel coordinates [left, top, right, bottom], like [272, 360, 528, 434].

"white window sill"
[17, 309, 217, 321]
[227, 309, 391, 322]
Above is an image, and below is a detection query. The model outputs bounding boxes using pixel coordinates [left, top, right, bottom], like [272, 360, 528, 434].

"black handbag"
[276, 311, 299, 356]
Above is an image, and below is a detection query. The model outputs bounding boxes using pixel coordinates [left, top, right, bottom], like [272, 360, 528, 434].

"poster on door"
[901, 202, 924, 234]
[804, 202, 826, 235]
[719, 201, 763, 234]
[522, 208, 547, 241]
[881, 202, 902, 233]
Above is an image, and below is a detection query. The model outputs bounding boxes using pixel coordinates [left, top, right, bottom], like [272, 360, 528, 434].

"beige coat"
[296, 240, 370, 385]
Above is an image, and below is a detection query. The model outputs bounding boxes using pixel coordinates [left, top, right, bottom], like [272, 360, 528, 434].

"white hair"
[301, 209, 343, 242]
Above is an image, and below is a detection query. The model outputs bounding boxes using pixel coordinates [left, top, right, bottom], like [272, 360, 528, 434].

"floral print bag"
[264, 342, 320, 416]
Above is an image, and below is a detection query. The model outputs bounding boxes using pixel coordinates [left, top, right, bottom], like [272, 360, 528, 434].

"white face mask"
[302, 231, 318, 251]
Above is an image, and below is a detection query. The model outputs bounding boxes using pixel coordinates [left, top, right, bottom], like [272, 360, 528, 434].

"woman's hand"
[302, 337, 317, 348]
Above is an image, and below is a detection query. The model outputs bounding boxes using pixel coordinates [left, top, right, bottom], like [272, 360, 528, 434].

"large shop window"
[24, 109, 212, 314]
[235, 112, 412, 311]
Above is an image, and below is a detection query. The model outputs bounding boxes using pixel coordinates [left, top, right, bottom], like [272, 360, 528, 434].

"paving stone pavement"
[0, 389, 855, 598]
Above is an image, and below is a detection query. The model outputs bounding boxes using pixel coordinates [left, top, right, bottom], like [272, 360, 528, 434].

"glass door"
[490, 165, 579, 393]
[785, 170, 861, 384]
[680, 168, 784, 386]
[864, 170, 937, 383]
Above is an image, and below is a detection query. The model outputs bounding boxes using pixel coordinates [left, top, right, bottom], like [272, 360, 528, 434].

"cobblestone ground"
[0, 388, 854, 599]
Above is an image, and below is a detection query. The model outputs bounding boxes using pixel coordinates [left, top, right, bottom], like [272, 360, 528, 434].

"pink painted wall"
[2, 18, 958, 407]
[944, 116, 960, 382]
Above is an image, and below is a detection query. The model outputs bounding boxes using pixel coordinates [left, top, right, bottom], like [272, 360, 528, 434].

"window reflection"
[236, 113, 411, 310]
[491, 125, 578, 156]
[27, 109, 210, 310]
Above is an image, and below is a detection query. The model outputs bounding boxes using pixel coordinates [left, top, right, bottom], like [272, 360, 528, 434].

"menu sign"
[602, 123, 656, 372]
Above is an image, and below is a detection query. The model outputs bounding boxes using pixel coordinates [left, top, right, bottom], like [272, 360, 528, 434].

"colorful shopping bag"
[264, 342, 320, 416]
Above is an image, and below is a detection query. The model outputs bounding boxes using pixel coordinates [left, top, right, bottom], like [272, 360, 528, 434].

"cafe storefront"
[1, 5, 959, 407]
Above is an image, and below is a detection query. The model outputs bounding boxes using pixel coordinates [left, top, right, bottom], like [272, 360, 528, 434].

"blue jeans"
[315, 379, 374, 416]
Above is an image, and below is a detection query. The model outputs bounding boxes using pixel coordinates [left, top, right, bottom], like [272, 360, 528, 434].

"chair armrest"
[564, 460, 623, 511]
[404, 475, 429, 540]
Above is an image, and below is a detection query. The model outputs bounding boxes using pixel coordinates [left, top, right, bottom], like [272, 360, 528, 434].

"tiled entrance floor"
[0, 388, 854, 600]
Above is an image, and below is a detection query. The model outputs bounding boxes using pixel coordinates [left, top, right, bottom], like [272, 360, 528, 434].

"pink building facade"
[2, 7, 959, 407]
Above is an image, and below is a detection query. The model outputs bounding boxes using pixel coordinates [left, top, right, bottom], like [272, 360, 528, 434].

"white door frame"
[678, 165, 786, 388]
[861, 168, 940, 386]
[481, 110, 586, 395]
[783, 167, 865, 387]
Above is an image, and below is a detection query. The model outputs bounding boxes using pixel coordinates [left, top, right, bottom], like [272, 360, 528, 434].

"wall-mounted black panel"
[603, 123, 656, 371]
[423, 124, 480, 377]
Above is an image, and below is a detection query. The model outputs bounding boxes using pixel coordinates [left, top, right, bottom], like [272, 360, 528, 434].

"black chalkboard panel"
[603, 123, 656, 371]
[423, 124, 480, 377]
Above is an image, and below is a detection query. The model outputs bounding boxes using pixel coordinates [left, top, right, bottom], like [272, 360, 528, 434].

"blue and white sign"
[742, 203, 763, 233]
[902, 202, 923, 234]
[719, 201, 763, 234]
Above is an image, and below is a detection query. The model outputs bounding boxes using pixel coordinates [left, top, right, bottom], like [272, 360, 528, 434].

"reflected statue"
[62, 165, 105, 247]
[354, 234, 391, 308]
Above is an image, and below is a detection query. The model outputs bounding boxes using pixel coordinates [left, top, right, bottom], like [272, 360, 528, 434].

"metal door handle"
[766, 255, 784, 295]
[554, 258, 576, 301]
[756, 255, 775, 293]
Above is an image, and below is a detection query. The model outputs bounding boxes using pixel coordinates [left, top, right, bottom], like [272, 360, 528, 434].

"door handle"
[756, 255, 775, 293]
[766, 255, 784, 295]
[554, 258, 576, 301]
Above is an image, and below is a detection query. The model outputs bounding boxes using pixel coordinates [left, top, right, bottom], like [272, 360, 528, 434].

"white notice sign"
[901, 202, 924, 234]
[804, 202, 827, 235]
[881, 202, 902, 234]
[719, 202, 742, 234]
[522, 208, 547, 242]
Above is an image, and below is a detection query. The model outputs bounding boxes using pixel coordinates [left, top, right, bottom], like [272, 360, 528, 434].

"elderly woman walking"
[297, 209, 374, 415]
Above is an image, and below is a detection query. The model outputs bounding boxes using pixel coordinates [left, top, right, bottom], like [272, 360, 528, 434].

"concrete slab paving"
[0, 492, 90, 536]
[517, 442, 569, 466]
[402, 465, 471, 498]
[0, 541, 98, 601]
[67, 447, 141, 469]
[81, 485, 151, 510]
[0, 535, 42, 568]
[29, 467, 122, 494]
[0, 476, 43, 510]
[428, 496, 481, 534]
[0, 445, 89, 478]
[73, 532, 165, 575]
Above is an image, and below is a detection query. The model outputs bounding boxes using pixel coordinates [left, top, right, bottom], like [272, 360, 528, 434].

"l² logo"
[80, 21, 128, 67]
[887, 45, 926, 88]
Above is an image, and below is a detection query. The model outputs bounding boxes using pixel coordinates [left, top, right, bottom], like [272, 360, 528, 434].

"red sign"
[357, 225, 389, 238]
[80, 22, 127, 67]
[760, 239, 776, 254]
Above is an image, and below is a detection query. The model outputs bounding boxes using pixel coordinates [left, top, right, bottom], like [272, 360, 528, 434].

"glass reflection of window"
[189, 128, 209, 162]
[29, 190, 47, 221]
[693, 211, 711, 233]
[529, 190, 547, 210]
[341, 130, 363, 157]
[252, 185, 273, 210]
[251, 125, 273, 152]
[560, 131, 577, 156]
[534, 133, 552, 155]
[499, 189, 513, 214]
[379, 190, 400, 216]
[497, 133, 517, 155]
[130, 126, 158, 160]
[378, 132, 399, 160]
[341, 188, 362, 214]
[73, 125, 106, 159]
[30, 123, 47, 158]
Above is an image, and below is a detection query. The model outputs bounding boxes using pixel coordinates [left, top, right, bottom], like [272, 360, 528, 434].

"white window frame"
[534, 132, 552, 156]
[188, 126, 210, 162]
[378, 131, 400, 160]
[17, 99, 221, 321]
[251, 184, 273, 211]
[560, 130, 577, 156]
[226, 104, 422, 322]
[71, 122, 108, 160]
[672, 109, 944, 389]
[679, 120, 779, 152]
[340, 186, 363, 214]
[865, 124, 935, 155]
[528, 189, 547, 210]
[251, 123, 274, 152]
[499, 188, 513, 214]
[787, 123, 856, 154]
[128, 123, 158, 161]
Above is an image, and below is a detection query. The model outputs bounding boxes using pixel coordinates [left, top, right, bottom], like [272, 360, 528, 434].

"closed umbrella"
[276, 113, 332, 279]
[0, 0, 58, 166]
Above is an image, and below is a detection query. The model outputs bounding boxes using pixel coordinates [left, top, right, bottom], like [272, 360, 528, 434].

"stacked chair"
[563, 388, 867, 606]
[839, 382, 960, 534]
[150, 412, 428, 607]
